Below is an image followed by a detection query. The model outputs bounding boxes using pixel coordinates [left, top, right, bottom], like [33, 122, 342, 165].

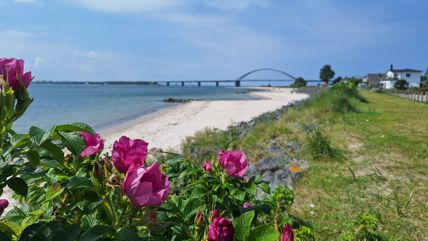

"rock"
[285, 159, 310, 182]
[285, 140, 300, 152]
[261, 170, 273, 183]
[271, 169, 293, 190]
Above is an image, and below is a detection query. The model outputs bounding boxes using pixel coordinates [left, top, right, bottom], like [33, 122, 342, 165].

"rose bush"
[0, 58, 313, 241]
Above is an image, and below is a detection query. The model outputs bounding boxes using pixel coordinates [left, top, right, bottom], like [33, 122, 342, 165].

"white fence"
[390, 90, 428, 103]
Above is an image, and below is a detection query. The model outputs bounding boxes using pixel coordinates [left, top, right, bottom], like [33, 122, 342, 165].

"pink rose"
[202, 160, 212, 172]
[123, 162, 170, 208]
[218, 150, 248, 178]
[112, 136, 148, 173]
[0, 58, 32, 90]
[0, 199, 9, 217]
[281, 224, 294, 241]
[243, 202, 250, 209]
[80, 132, 104, 157]
[208, 210, 234, 241]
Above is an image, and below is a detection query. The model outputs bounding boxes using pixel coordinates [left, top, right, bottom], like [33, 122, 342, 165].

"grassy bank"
[182, 87, 428, 240]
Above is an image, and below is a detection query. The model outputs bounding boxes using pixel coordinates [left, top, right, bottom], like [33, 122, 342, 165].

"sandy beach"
[102, 88, 309, 151]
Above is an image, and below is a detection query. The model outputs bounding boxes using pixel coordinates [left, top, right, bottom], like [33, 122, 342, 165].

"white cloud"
[33, 57, 46, 67]
[202, 0, 271, 10]
[84, 51, 98, 58]
[1, 30, 33, 38]
[14, 0, 45, 5]
[73, 0, 185, 13]
[73, 0, 270, 13]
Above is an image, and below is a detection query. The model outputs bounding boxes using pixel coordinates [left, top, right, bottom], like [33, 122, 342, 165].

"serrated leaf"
[54, 123, 95, 134]
[41, 141, 64, 164]
[79, 225, 110, 241]
[233, 211, 255, 241]
[58, 131, 84, 155]
[248, 225, 279, 241]
[117, 228, 144, 241]
[258, 183, 271, 194]
[81, 215, 98, 229]
[66, 176, 94, 190]
[26, 150, 41, 166]
[29, 126, 48, 145]
[52, 224, 81, 241]
[0, 222, 16, 240]
[6, 177, 28, 197]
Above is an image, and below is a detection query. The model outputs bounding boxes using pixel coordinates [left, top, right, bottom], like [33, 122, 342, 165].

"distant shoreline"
[101, 87, 309, 151]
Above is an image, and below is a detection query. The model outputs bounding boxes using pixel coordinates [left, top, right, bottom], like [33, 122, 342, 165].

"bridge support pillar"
[198, 81, 201, 87]
[216, 81, 219, 87]
[181, 81, 184, 87]
[166, 82, 170, 86]
[235, 80, 241, 87]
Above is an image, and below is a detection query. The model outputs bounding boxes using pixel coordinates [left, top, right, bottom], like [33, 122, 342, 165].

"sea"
[14, 80, 321, 133]
[13, 83, 259, 133]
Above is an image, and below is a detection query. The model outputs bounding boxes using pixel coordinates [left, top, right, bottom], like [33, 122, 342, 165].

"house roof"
[389, 68, 423, 73]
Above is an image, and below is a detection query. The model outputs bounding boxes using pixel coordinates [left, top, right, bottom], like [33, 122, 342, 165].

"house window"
[406, 73, 411, 77]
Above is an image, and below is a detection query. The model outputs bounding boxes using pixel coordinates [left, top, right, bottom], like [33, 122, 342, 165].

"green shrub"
[394, 79, 408, 90]
[182, 126, 239, 160]
[341, 214, 389, 241]
[304, 125, 335, 160]
[291, 77, 307, 88]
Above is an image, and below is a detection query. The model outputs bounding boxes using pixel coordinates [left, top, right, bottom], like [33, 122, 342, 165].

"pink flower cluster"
[0, 58, 32, 91]
[202, 150, 249, 178]
[79, 133, 170, 208]
[112, 136, 169, 208]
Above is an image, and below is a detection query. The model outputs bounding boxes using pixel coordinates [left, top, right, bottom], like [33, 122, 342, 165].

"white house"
[381, 65, 423, 89]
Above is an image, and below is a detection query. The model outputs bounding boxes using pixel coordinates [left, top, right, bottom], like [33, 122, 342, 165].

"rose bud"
[281, 224, 295, 241]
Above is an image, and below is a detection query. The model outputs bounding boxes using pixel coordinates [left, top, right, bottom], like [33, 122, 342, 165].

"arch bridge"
[156, 68, 298, 87]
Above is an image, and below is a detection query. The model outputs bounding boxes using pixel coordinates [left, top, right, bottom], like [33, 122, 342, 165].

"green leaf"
[41, 141, 65, 164]
[181, 198, 203, 221]
[0, 231, 12, 241]
[58, 131, 84, 155]
[0, 222, 16, 240]
[258, 183, 271, 194]
[248, 225, 279, 241]
[79, 226, 110, 241]
[54, 123, 95, 134]
[81, 215, 98, 229]
[26, 150, 41, 166]
[117, 228, 144, 241]
[6, 177, 28, 197]
[66, 176, 94, 190]
[29, 126, 48, 145]
[233, 211, 255, 241]
[52, 225, 81, 241]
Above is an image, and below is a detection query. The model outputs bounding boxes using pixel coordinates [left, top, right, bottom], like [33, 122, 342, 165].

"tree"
[319, 65, 335, 86]
[424, 68, 428, 77]
[291, 77, 307, 88]
[394, 79, 409, 90]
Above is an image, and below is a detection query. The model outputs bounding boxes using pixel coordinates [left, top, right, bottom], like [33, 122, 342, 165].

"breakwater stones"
[247, 141, 309, 196]
[163, 98, 193, 103]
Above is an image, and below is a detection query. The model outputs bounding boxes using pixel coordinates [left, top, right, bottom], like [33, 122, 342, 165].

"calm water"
[14, 84, 259, 132]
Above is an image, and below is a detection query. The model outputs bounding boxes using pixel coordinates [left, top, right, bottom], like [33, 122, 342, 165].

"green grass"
[182, 90, 428, 240]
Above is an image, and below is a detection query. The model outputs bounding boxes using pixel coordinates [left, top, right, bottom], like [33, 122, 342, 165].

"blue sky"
[0, 0, 427, 81]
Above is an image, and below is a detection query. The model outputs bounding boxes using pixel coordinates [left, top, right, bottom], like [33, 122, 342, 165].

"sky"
[0, 0, 427, 81]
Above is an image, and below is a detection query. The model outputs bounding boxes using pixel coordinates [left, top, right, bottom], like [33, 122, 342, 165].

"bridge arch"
[236, 68, 296, 81]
